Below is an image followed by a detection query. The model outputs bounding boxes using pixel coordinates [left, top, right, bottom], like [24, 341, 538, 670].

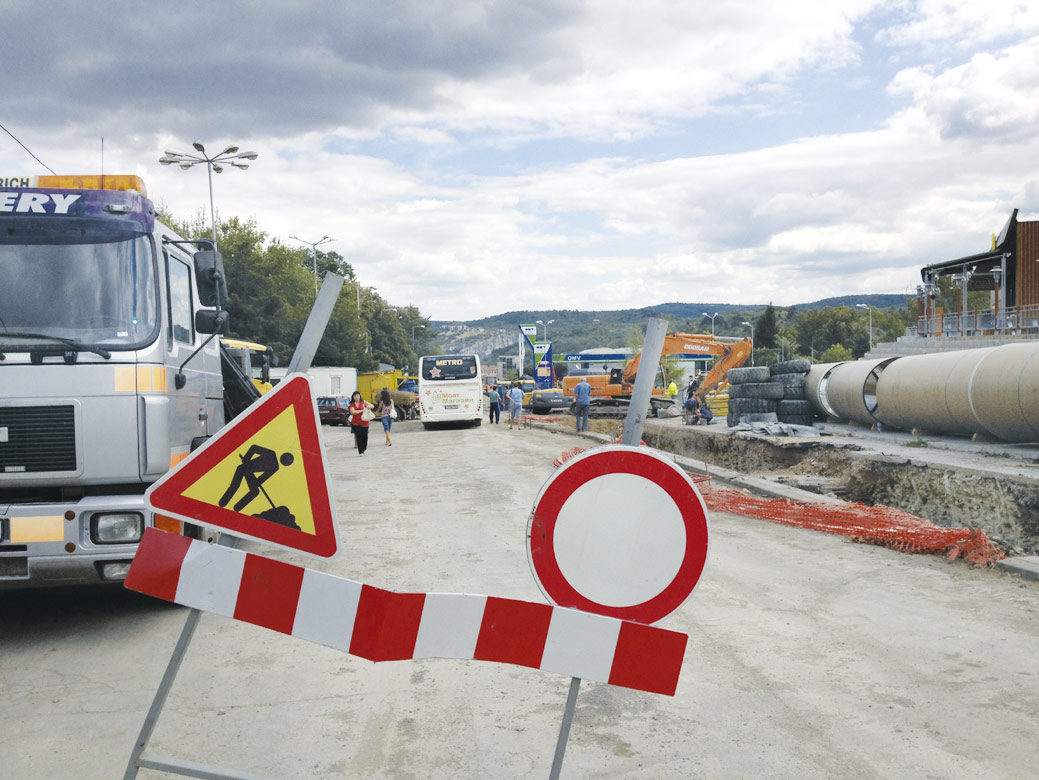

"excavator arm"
[620, 332, 751, 389]
[692, 339, 753, 404]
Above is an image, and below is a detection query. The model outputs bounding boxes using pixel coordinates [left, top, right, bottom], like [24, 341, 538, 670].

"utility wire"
[0, 121, 56, 175]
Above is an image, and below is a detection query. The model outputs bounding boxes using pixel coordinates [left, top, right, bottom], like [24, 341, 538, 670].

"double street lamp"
[536, 318, 554, 341]
[159, 142, 258, 248]
[290, 234, 334, 296]
[702, 311, 719, 336]
[741, 321, 755, 365]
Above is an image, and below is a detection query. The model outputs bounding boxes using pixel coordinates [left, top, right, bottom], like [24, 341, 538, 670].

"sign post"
[539, 317, 701, 779]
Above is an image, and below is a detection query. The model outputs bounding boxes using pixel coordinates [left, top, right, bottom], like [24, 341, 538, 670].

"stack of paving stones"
[725, 359, 814, 427]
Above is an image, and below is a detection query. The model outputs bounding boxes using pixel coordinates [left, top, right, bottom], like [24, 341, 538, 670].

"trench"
[635, 420, 1039, 554]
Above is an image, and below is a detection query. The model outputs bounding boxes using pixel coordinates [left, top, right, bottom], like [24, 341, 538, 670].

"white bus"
[417, 354, 483, 427]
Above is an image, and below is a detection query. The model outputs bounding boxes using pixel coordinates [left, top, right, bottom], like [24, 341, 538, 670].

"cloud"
[888, 38, 1039, 142]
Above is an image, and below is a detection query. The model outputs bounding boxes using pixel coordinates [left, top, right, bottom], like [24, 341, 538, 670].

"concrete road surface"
[2, 419, 1037, 779]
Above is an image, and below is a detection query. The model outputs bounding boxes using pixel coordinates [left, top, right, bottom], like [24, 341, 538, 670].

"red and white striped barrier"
[126, 528, 687, 696]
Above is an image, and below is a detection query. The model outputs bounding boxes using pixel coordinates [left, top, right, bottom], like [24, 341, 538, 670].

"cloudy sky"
[3, 1, 1038, 320]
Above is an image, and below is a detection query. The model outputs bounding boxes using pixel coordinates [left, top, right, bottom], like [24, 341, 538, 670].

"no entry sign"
[527, 445, 709, 625]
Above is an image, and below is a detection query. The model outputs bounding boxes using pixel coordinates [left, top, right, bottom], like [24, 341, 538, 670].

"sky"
[3, 1, 1039, 321]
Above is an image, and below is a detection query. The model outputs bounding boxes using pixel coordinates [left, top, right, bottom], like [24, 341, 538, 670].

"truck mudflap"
[0, 494, 153, 590]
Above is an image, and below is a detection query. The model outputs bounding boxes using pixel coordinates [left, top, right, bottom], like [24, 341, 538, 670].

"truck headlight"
[91, 512, 144, 544]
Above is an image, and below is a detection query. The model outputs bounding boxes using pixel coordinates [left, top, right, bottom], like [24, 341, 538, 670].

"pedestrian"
[685, 374, 700, 405]
[507, 383, 524, 429]
[497, 383, 507, 411]
[348, 390, 373, 456]
[487, 385, 501, 424]
[667, 378, 678, 402]
[573, 376, 592, 432]
[375, 387, 395, 446]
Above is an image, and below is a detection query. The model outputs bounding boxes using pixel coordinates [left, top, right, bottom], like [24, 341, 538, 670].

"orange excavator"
[562, 332, 753, 415]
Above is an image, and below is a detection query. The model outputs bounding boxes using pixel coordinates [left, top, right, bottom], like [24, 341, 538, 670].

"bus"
[417, 354, 483, 427]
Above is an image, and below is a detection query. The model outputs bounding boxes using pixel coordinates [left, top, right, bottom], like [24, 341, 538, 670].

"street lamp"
[159, 142, 258, 248]
[741, 321, 755, 365]
[535, 318, 554, 341]
[290, 234, 333, 296]
[702, 311, 719, 336]
[856, 303, 873, 350]
[412, 324, 426, 350]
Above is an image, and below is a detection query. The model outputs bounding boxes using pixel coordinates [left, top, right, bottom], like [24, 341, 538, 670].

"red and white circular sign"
[527, 444, 710, 625]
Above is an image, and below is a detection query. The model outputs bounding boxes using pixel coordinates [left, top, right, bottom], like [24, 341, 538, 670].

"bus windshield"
[421, 355, 479, 381]
[0, 235, 159, 352]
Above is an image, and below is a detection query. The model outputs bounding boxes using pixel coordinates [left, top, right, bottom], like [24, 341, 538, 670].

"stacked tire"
[768, 359, 814, 425]
[725, 366, 778, 427]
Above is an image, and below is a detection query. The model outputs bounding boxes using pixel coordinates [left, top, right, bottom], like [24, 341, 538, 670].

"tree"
[755, 303, 779, 348]
[820, 343, 853, 362]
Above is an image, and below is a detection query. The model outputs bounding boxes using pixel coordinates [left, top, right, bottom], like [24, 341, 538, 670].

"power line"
[0, 121, 56, 175]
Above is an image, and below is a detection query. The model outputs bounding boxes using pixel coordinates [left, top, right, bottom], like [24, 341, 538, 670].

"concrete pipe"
[812, 357, 897, 426]
[804, 362, 846, 420]
[873, 347, 996, 436]
[969, 342, 1039, 442]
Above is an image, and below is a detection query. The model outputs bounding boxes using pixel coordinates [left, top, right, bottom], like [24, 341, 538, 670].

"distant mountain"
[431, 294, 913, 361]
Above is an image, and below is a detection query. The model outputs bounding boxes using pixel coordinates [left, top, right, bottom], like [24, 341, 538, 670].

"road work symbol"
[218, 445, 299, 529]
[146, 374, 339, 558]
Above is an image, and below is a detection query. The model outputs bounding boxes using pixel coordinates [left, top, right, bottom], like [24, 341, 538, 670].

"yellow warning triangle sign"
[146, 374, 339, 558]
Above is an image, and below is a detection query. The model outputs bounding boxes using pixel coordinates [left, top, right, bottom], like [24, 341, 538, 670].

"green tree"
[819, 343, 853, 362]
[755, 303, 779, 348]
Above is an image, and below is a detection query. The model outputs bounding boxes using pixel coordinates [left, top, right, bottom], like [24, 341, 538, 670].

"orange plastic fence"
[553, 447, 1005, 566]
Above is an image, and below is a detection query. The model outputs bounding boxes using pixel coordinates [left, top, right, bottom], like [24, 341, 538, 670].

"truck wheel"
[726, 366, 771, 384]
[728, 382, 784, 400]
[770, 359, 812, 376]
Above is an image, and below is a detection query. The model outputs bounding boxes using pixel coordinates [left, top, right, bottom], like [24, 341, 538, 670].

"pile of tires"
[768, 359, 814, 425]
[725, 366, 778, 426]
[725, 359, 817, 427]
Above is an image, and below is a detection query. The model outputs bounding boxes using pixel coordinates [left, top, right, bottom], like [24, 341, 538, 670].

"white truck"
[0, 174, 253, 588]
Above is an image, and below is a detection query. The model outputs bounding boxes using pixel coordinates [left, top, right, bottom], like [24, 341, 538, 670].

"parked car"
[317, 395, 351, 425]
[529, 388, 570, 414]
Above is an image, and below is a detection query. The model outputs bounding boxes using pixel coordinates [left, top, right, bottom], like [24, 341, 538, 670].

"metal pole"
[206, 161, 218, 249]
[286, 272, 345, 375]
[621, 318, 668, 447]
[548, 677, 582, 780]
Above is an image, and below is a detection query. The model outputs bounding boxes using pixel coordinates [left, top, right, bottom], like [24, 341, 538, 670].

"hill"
[431, 294, 913, 361]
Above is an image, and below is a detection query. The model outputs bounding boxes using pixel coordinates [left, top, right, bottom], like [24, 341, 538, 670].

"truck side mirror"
[193, 249, 228, 307]
[195, 309, 230, 335]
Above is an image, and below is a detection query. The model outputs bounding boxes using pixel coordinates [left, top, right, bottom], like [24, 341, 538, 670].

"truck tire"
[726, 366, 771, 384]
[771, 372, 806, 387]
[782, 385, 807, 400]
[729, 398, 777, 415]
[770, 359, 812, 376]
[728, 382, 784, 400]
[777, 400, 814, 417]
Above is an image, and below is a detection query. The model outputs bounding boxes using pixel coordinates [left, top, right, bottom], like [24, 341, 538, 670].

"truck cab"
[0, 175, 227, 588]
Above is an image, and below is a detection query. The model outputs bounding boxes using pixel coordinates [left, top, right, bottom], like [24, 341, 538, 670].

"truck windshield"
[0, 235, 159, 353]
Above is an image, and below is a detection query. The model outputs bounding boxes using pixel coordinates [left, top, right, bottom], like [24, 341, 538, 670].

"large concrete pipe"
[873, 347, 996, 436]
[810, 357, 897, 426]
[804, 362, 846, 420]
[970, 342, 1039, 442]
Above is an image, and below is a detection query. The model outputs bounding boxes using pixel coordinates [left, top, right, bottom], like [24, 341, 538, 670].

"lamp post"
[856, 303, 872, 350]
[702, 311, 718, 336]
[159, 142, 258, 248]
[412, 324, 426, 350]
[290, 234, 333, 296]
[535, 318, 554, 341]
[741, 321, 755, 365]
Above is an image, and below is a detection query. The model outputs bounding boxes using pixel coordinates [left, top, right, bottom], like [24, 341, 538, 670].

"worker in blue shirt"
[573, 377, 593, 432]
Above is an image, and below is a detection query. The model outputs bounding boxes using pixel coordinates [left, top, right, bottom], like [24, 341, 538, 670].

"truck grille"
[0, 406, 77, 473]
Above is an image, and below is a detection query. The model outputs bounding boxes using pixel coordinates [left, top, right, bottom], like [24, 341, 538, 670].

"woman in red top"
[348, 391, 373, 456]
